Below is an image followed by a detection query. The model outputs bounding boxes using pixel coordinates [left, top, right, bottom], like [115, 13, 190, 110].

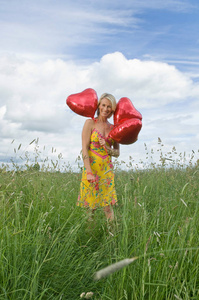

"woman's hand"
[87, 172, 96, 183]
[99, 137, 106, 147]
[99, 136, 120, 157]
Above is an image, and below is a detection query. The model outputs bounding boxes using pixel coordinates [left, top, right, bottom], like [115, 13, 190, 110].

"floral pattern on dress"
[77, 128, 117, 209]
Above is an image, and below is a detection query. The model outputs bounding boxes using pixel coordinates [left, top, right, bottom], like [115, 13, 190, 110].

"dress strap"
[92, 117, 98, 123]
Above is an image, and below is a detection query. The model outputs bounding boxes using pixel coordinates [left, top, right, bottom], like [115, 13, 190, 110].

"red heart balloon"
[114, 97, 142, 125]
[66, 88, 98, 118]
[109, 118, 142, 144]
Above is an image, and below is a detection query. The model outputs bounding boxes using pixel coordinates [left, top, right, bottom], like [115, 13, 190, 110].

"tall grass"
[0, 139, 198, 299]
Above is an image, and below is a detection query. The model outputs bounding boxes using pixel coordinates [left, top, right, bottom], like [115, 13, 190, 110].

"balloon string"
[103, 145, 108, 154]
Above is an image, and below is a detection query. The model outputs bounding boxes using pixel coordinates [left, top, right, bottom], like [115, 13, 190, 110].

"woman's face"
[98, 98, 113, 118]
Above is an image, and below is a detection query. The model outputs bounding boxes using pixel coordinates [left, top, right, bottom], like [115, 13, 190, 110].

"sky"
[0, 0, 199, 171]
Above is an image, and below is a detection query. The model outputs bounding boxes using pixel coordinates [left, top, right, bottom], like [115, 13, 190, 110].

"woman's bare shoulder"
[85, 118, 95, 125]
[83, 118, 95, 129]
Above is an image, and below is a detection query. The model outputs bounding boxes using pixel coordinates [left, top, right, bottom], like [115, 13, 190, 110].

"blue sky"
[1, 0, 199, 66]
[0, 0, 199, 169]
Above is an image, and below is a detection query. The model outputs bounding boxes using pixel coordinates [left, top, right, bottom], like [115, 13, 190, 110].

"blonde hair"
[97, 93, 117, 117]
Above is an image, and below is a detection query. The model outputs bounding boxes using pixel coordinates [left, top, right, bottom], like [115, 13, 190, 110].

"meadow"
[0, 140, 199, 300]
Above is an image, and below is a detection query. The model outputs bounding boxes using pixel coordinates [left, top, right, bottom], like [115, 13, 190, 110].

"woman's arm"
[112, 141, 120, 157]
[82, 119, 96, 182]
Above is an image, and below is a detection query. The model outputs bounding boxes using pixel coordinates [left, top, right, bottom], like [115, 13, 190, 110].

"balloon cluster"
[66, 89, 142, 145]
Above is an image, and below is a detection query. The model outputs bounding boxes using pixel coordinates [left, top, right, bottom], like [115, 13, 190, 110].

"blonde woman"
[77, 93, 120, 220]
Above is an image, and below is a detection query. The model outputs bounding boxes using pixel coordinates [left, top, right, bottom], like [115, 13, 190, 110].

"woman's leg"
[86, 208, 95, 221]
[103, 205, 114, 221]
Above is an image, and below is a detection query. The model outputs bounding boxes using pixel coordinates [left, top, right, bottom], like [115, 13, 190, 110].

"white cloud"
[87, 52, 195, 108]
[0, 52, 198, 169]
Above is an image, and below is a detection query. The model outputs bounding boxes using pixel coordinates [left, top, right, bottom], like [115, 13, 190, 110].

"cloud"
[1, 0, 196, 62]
[87, 52, 196, 107]
[0, 1, 140, 59]
[0, 51, 198, 168]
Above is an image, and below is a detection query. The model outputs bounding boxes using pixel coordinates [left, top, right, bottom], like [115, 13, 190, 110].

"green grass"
[0, 142, 199, 299]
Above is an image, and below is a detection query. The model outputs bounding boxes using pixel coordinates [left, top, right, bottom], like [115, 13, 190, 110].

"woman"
[77, 93, 120, 220]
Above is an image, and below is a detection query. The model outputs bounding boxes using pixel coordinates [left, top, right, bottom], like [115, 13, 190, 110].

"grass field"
[0, 142, 199, 299]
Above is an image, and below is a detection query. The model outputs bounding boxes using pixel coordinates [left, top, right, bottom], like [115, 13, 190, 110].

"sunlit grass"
[0, 139, 198, 299]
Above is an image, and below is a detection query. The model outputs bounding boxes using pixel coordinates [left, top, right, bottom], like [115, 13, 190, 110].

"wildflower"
[80, 292, 86, 298]
[85, 292, 94, 299]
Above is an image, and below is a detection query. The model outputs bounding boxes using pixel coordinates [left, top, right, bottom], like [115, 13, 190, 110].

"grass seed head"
[85, 292, 94, 298]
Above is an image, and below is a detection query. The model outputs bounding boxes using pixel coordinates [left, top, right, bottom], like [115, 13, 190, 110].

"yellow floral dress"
[77, 128, 117, 209]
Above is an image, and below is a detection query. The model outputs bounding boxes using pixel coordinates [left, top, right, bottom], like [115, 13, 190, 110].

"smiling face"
[98, 98, 113, 118]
